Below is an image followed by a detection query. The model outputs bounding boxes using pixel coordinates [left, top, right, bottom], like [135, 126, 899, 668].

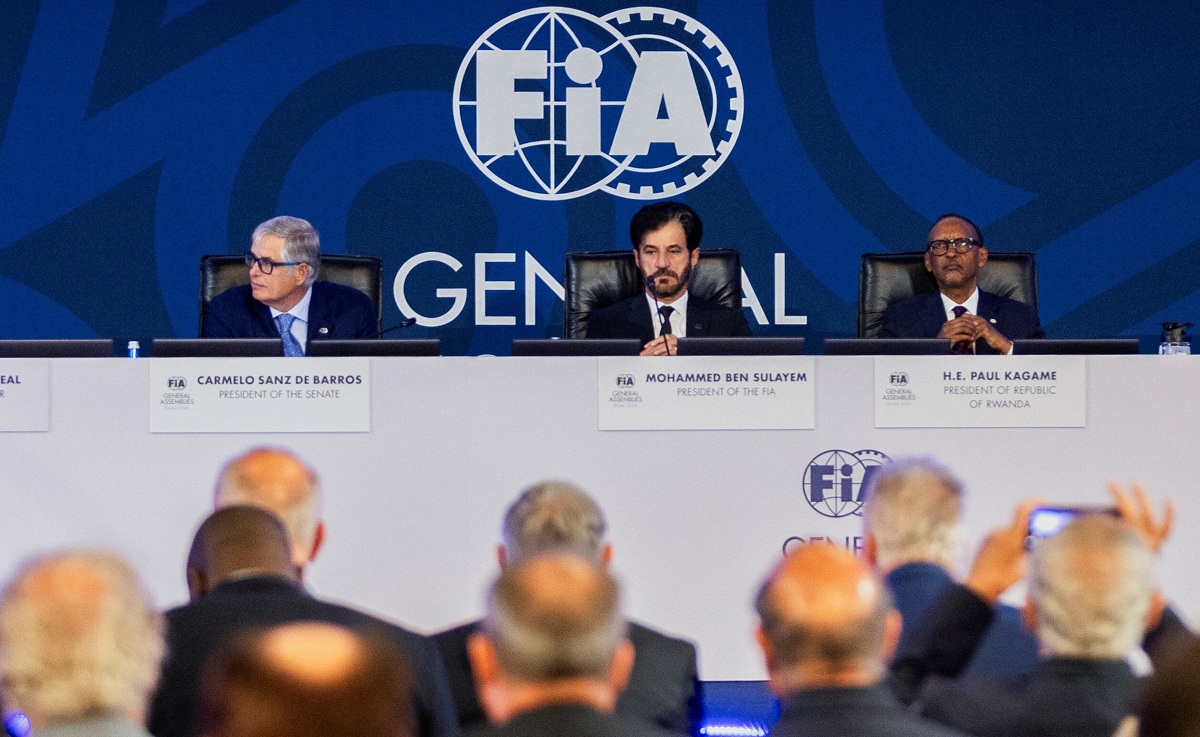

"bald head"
[188, 506, 297, 600]
[756, 544, 898, 694]
[0, 552, 164, 726]
[198, 622, 413, 737]
[214, 448, 322, 568]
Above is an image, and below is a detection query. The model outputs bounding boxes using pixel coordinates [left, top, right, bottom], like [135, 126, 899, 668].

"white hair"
[252, 216, 320, 286]
[0, 551, 164, 722]
[861, 457, 963, 572]
[1031, 515, 1153, 659]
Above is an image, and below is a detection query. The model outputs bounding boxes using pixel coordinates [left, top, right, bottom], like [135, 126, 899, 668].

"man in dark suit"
[148, 506, 456, 737]
[203, 216, 375, 355]
[888, 495, 1169, 737]
[436, 482, 700, 735]
[861, 458, 1038, 680]
[586, 201, 751, 355]
[879, 214, 1043, 354]
[754, 542, 966, 737]
[464, 554, 676, 737]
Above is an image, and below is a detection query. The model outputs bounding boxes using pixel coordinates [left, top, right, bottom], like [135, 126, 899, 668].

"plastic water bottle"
[127, 340, 140, 358]
[1159, 322, 1192, 355]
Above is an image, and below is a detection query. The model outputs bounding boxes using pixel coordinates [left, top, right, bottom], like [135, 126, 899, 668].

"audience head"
[755, 543, 900, 696]
[197, 621, 414, 737]
[468, 554, 633, 722]
[1139, 637, 1200, 737]
[214, 447, 323, 569]
[862, 458, 964, 573]
[0, 551, 164, 728]
[187, 506, 298, 600]
[1027, 514, 1153, 659]
[500, 481, 610, 567]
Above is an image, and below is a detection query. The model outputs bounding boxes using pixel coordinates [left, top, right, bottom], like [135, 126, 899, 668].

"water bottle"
[1159, 322, 1192, 355]
[127, 340, 140, 358]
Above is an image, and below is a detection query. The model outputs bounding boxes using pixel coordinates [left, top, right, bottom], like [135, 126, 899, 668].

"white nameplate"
[0, 360, 49, 432]
[149, 358, 370, 433]
[598, 356, 815, 431]
[874, 356, 1086, 428]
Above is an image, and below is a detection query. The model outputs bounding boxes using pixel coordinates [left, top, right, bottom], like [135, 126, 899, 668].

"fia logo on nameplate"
[149, 358, 371, 433]
[598, 356, 815, 431]
[874, 356, 1086, 428]
[0, 360, 50, 432]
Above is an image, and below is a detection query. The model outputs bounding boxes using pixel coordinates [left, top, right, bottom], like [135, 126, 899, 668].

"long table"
[0, 356, 1196, 680]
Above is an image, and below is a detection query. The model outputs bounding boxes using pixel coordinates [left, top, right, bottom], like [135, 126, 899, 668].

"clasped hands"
[938, 313, 1013, 354]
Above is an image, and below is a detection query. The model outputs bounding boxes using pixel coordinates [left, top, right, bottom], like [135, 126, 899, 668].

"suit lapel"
[687, 295, 710, 337]
[305, 283, 326, 351]
[625, 296, 655, 344]
[920, 293, 947, 337]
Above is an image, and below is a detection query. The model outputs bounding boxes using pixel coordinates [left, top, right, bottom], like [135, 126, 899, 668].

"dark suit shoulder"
[686, 295, 752, 337]
[586, 295, 652, 341]
[434, 620, 487, 731]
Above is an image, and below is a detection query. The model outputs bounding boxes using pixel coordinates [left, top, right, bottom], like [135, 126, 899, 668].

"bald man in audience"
[465, 554, 675, 737]
[0, 551, 164, 737]
[148, 506, 455, 737]
[755, 544, 966, 737]
[888, 501, 1163, 737]
[862, 458, 1037, 679]
[196, 622, 414, 737]
[213, 447, 324, 571]
[435, 481, 700, 734]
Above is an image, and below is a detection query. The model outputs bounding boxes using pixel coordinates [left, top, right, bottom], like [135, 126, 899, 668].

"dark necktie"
[658, 306, 674, 336]
[275, 313, 304, 357]
[951, 305, 971, 354]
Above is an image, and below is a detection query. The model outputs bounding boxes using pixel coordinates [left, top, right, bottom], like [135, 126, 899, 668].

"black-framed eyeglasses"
[245, 252, 305, 274]
[927, 238, 980, 256]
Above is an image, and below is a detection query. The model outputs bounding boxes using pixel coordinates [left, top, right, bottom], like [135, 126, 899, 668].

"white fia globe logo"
[453, 7, 744, 200]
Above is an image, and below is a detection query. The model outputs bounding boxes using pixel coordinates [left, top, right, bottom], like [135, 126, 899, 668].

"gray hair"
[1030, 515, 1153, 659]
[502, 481, 606, 564]
[252, 216, 320, 285]
[0, 551, 165, 722]
[861, 457, 963, 572]
[482, 554, 626, 682]
[214, 447, 321, 564]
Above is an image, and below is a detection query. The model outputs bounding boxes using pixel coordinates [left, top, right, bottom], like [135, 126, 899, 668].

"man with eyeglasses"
[203, 216, 376, 355]
[879, 214, 1043, 354]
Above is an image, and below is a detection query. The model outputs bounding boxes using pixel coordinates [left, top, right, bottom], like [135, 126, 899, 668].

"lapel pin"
[318, 327, 329, 334]
[988, 318, 997, 324]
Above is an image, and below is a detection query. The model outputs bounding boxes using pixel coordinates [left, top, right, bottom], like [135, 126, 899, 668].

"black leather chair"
[199, 254, 384, 336]
[858, 251, 1038, 338]
[564, 249, 742, 338]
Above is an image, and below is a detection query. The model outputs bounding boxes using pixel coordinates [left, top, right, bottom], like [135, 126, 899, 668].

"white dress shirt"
[645, 291, 690, 337]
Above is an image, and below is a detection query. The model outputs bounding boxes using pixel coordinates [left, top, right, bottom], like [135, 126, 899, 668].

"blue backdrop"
[1, 0, 1197, 355]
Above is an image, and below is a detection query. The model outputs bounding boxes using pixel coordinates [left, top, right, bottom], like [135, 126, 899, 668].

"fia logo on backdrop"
[453, 7, 743, 200]
[801, 449, 890, 519]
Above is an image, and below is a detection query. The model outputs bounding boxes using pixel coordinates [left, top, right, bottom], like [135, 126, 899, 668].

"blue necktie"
[274, 313, 304, 357]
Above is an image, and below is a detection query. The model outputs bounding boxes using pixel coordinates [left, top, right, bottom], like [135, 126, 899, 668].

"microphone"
[377, 317, 418, 338]
[647, 275, 673, 356]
